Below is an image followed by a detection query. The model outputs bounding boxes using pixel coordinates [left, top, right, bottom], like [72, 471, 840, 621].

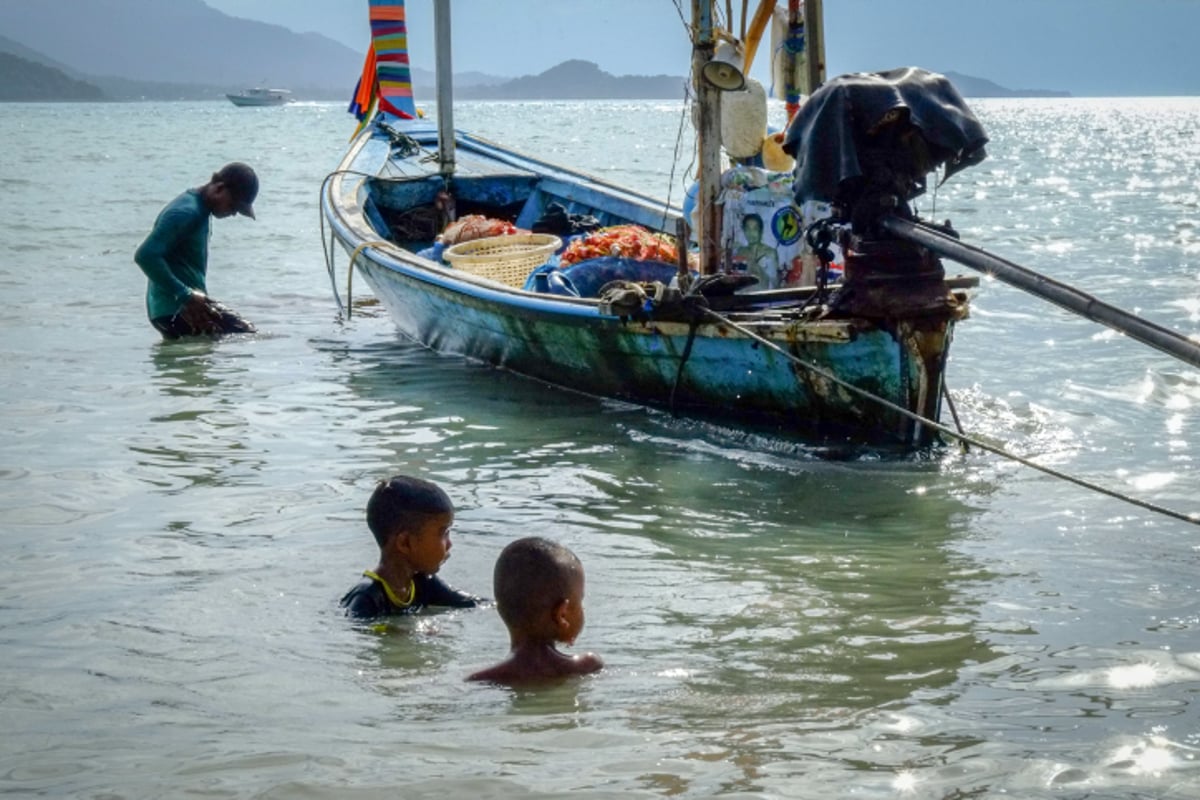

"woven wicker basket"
[443, 233, 562, 287]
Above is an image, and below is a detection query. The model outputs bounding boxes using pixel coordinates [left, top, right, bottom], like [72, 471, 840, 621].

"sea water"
[1, 97, 1199, 798]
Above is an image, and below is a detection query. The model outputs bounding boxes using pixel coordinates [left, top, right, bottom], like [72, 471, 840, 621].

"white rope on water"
[700, 305, 1200, 527]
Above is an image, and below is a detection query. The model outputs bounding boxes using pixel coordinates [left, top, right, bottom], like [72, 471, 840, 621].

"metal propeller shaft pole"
[882, 215, 1200, 369]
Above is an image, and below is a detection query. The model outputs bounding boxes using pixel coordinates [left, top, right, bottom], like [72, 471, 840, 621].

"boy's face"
[400, 511, 454, 574]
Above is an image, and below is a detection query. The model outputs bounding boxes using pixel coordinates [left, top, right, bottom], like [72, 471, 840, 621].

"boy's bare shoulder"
[571, 652, 604, 675]
[465, 661, 520, 684]
[467, 651, 603, 685]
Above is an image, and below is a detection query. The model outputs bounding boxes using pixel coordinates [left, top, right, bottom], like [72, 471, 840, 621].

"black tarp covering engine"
[781, 67, 988, 233]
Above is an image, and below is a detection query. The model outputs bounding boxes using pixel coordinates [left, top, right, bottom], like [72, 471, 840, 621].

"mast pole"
[784, 0, 803, 120]
[433, 0, 455, 177]
[803, 0, 826, 94]
[692, 0, 723, 276]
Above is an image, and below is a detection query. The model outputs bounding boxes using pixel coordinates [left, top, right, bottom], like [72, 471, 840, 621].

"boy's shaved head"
[493, 537, 582, 629]
[366, 475, 453, 547]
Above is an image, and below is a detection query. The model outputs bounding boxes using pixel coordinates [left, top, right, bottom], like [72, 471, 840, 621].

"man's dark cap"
[214, 162, 258, 219]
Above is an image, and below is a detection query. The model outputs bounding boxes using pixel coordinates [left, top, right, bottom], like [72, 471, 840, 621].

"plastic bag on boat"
[531, 202, 601, 237]
[560, 257, 688, 298]
[414, 241, 445, 262]
[781, 66, 988, 232]
[522, 262, 580, 297]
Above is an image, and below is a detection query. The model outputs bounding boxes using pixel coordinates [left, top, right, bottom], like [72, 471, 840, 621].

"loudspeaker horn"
[702, 60, 746, 92]
[701, 38, 746, 92]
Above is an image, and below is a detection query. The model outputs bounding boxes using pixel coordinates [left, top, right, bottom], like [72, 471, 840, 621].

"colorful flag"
[368, 0, 416, 119]
[348, 0, 416, 126]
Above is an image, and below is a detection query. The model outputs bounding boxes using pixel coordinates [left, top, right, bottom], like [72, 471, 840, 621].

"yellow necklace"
[363, 570, 416, 607]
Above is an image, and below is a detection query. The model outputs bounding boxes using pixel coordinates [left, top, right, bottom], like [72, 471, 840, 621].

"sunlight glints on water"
[1106, 662, 1161, 689]
[892, 769, 918, 793]
[1110, 735, 1181, 777]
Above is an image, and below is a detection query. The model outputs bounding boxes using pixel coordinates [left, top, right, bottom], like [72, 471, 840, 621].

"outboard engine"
[783, 66, 988, 235]
[781, 66, 988, 316]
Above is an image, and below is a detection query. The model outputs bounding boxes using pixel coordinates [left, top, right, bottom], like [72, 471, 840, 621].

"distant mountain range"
[0, 51, 104, 102]
[941, 71, 1069, 99]
[445, 60, 687, 100]
[0, 0, 359, 97]
[0, 0, 1068, 102]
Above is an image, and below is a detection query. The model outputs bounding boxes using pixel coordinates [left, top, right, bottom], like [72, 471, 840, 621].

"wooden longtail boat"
[320, 0, 988, 447]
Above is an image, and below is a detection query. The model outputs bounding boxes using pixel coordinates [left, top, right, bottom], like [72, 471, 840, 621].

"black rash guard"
[340, 571, 481, 619]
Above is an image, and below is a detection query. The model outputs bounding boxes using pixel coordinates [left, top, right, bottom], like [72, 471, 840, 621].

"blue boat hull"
[322, 118, 970, 446]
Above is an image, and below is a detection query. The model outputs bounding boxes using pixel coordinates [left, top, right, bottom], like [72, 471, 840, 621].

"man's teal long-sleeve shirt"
[134, 189, 211, 320]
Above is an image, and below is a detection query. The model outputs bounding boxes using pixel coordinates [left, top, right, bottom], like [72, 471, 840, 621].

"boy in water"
[467, 537, 603, 684]
[340, 475, 482, 619]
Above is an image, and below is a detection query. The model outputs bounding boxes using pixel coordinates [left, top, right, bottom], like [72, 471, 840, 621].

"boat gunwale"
[323, 147, 600, 316]
[321, 117, 974, 342]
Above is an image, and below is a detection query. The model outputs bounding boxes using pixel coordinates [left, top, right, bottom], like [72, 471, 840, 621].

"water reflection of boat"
[226, 87, 291, 107]
[321, 1, 989, 449]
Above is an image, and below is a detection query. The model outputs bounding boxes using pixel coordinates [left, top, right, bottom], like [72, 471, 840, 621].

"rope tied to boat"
[596, 276, 724, 322]
[344, 240, 391, 319]
[377, 121, 422, 158]
[596, 281, 651, 319]
[698, 304, 1200, 528]
[320, 167, 388, 319]
[597, 278, 719, 416]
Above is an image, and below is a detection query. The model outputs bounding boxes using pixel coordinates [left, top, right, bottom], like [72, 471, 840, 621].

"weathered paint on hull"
[349, 249, 955, 444]
[321, 118, 968, 446]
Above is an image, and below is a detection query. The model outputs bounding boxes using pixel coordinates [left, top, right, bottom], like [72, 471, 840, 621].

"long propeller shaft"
[881, 215, 1200, 370]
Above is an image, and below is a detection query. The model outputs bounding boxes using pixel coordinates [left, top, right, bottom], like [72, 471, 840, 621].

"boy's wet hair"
[493, 537, 582, 629]
[366, 475, 453, 547]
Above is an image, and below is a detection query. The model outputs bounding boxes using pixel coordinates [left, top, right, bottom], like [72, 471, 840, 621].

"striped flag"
[349, 0, 416, 126]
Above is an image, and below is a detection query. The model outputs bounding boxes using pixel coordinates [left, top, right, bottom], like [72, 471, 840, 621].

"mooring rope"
[698, 306, 1200, 527]
[320, 167, 400, 320]
[344, 240, 391, 319]
[320, 168, 381, 318]
[669, 318, 701, 415]
[941, 381, 969, 454]
[318, 172, 343, 316]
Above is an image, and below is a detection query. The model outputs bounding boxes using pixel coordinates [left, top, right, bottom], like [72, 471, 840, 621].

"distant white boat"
[226, 87, 291, 107]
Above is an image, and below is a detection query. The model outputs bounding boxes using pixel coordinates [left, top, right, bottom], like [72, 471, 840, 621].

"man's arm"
[134, 208, 197, 308]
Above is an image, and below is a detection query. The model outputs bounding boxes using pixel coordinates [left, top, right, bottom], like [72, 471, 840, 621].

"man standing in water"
[134, 162, 259, 339]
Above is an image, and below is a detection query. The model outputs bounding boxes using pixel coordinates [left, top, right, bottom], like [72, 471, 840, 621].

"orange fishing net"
[559, 225, 695, 267]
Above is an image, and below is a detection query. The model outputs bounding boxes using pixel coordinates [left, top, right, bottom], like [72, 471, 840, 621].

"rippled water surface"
[1, 97, 1199, 798]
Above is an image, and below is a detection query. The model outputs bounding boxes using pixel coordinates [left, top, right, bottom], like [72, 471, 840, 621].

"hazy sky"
[203, 0, 1200, 96]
